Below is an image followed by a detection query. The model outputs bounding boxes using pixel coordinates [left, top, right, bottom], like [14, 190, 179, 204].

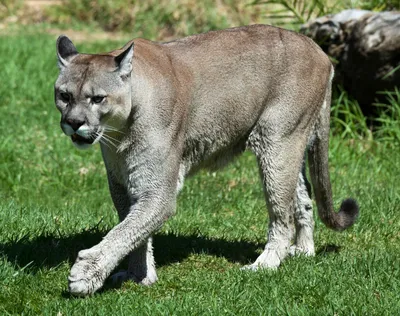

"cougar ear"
[56, 35, 78, 70]
[115, 42, 134, 76]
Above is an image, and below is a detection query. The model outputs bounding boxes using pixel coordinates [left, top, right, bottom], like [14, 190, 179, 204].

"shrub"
[0, 0, 24, 19]
[44, 0, 262, 39]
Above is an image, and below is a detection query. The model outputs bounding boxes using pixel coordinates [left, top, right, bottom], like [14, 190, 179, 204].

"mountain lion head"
[54, 36, 134, 149]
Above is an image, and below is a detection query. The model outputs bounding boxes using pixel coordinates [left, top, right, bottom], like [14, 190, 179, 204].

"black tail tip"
[338, 198, 359, 230]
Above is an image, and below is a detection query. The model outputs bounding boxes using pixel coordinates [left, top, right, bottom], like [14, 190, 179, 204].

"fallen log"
[301, 10, 400, 116]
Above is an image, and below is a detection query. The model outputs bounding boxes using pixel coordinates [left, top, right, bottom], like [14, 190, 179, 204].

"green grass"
[0, 34, 399, 315]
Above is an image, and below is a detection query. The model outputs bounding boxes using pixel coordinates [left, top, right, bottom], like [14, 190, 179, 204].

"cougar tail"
[307, 66, 359, 231]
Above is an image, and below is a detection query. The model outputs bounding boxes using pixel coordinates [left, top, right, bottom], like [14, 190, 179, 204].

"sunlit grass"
[0, 34, 399, 315]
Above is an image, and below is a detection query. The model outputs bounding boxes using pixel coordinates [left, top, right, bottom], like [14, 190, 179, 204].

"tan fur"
[54, 25, 358, 296]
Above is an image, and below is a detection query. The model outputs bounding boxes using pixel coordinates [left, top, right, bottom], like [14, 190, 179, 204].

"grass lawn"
[0, 34, 399, 315]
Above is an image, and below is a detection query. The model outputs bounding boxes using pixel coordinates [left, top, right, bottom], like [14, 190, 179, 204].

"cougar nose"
[66, 119, 85, 132]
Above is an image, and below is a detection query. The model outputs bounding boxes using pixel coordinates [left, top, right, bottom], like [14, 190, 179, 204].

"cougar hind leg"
[289, 164, 315, 256]
[127, 237, 158, 285]
[244, 123, 309, 270]
[111, 237, 158, 286]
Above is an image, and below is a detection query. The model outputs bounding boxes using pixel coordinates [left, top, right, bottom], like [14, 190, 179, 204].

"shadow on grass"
[0, 229, 343, 278]
[0, 230, 263, 273]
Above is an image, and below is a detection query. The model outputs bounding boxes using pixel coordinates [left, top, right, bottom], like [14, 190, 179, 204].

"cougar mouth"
[71, 133, 95, 145]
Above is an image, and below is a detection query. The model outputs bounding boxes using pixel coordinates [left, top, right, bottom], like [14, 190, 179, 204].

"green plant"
[0, 0, 24, 19]
[330, 87, 400, 144]
[249, 0, 340, 26]
[373, 89, 400, 143]
[250, 0, 400, 27]
[330, 88, 372, 140]
[346, 0, 400, 11]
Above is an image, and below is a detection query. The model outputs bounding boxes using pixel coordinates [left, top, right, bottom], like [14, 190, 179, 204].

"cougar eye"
[60, 92, 71, 103]
[92, 96, 105, 104]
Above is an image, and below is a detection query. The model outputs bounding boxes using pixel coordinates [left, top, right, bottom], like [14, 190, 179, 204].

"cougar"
[54, 24, 359, 296]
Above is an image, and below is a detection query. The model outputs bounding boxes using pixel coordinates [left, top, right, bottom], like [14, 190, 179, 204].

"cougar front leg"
[108, 179, 157, 287]
[68, 161, 178, 296]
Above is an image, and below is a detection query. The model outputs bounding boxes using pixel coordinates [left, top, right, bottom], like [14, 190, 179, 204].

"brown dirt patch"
[25, 0, 62, 8]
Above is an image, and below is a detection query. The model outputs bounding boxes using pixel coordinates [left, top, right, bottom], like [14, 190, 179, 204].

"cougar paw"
[241, 262, 279, 271]
[288, 245, 315, 257]
[68, 248, 107, 296]
[241, 246, 285, 271]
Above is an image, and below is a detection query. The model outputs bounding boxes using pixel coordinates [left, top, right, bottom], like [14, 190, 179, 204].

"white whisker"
[103, 124, 125, 135]
[101, 136, 117, 148]
[97, 136, 111, 150]
[100, 133, 119, 149]
[103, 133, 122, 144]
[93, 131, 113, 150]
